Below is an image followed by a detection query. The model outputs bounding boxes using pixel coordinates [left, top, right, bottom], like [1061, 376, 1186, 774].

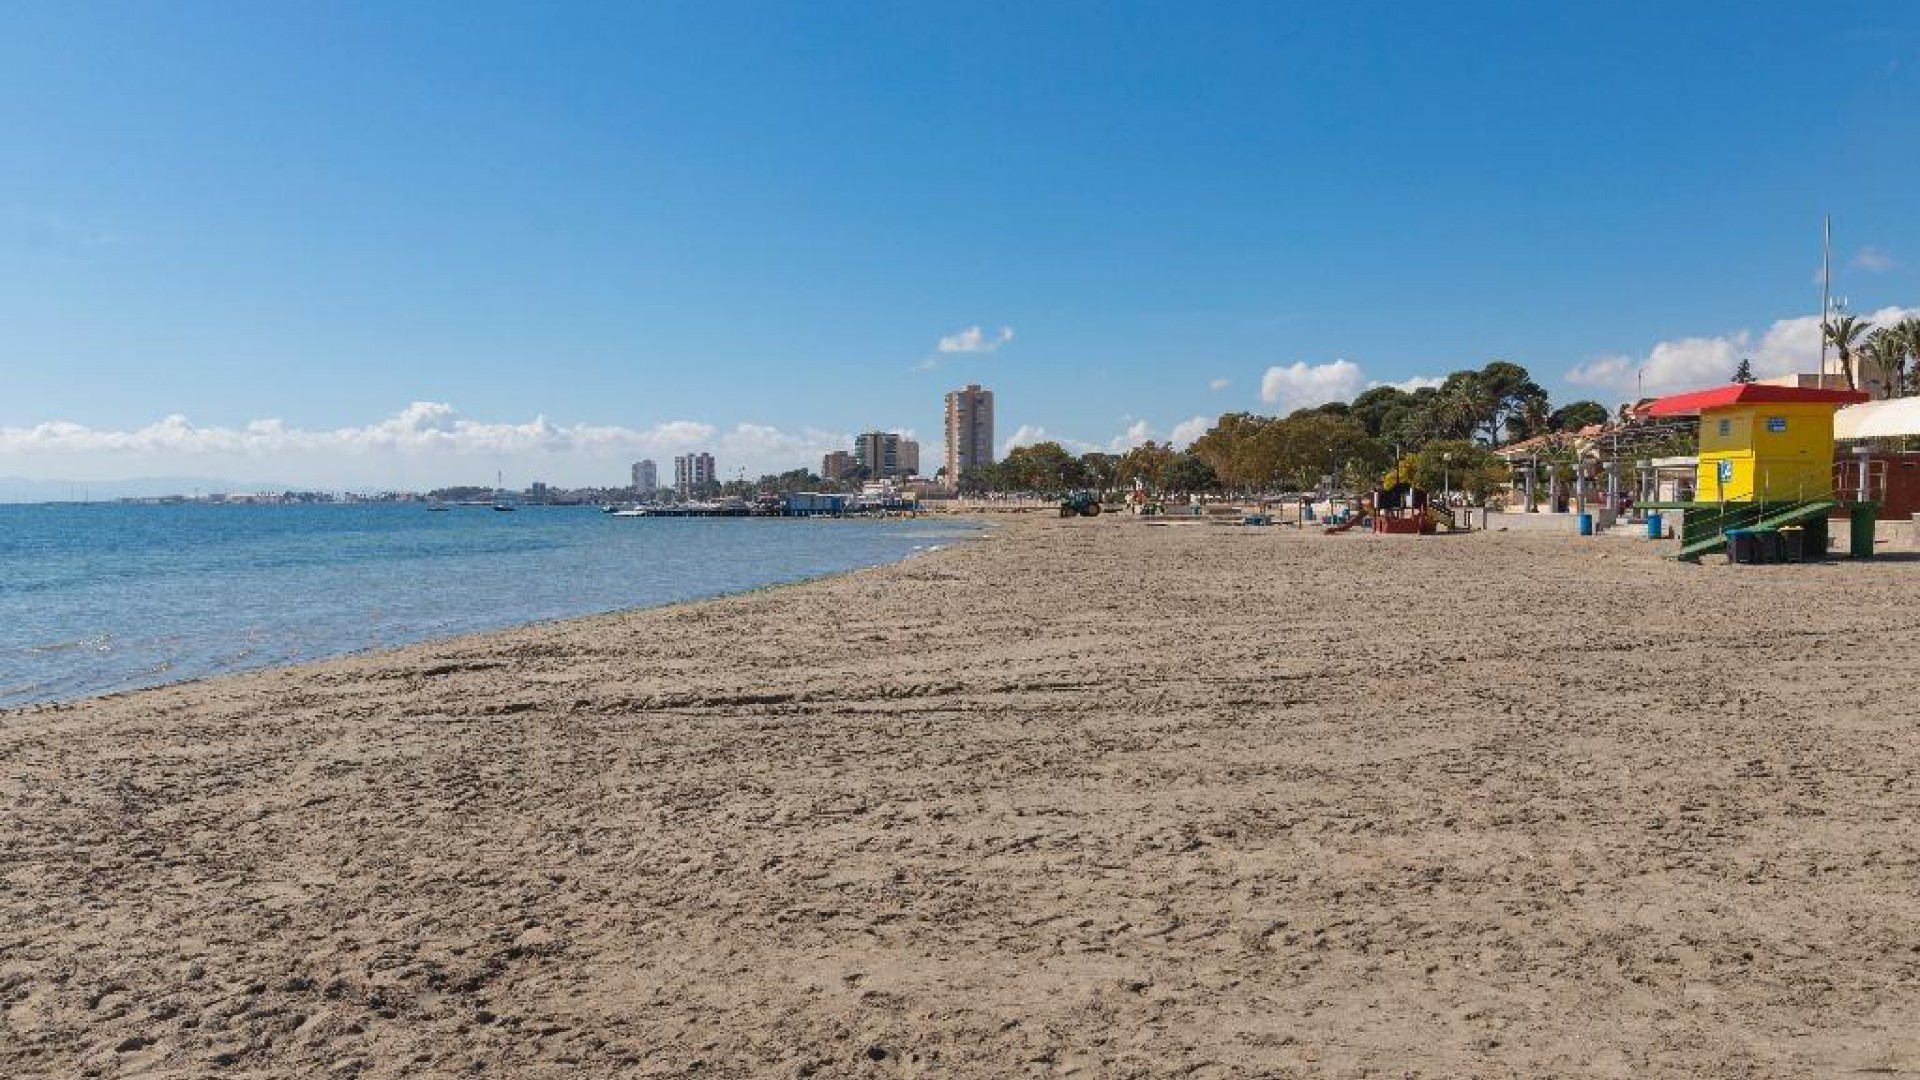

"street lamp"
[1442, 451, 1453, 505]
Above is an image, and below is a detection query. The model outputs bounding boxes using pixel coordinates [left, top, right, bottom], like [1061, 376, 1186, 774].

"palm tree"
[1824, 315, 1873, 391]
[1898, 319, 1920, 397]
[1860, 329, 1903, 399]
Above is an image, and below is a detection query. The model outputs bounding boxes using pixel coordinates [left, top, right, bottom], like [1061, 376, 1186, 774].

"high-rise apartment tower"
[943, 384, 994, 489]
[674, 452, 716, 497]
[631, 459, 658, 493]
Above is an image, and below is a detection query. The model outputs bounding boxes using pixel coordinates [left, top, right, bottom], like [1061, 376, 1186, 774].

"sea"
[0, 503, 980, 709]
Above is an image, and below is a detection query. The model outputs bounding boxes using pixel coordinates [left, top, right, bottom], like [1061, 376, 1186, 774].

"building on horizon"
[631, 459, 658, 493]
[853, 432, 920, 479]
[674, 452, 716, 497]
[943, 384, 994, 489]
[821, 450, 856, 481]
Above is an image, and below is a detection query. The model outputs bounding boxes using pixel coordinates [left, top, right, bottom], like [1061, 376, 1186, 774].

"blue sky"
[3, 1, 1918, 487]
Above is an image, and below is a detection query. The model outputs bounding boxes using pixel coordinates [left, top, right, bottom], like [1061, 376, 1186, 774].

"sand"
[4, 516, 1920, 1079]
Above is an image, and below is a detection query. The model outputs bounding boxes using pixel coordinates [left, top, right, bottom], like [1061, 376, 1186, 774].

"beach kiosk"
[1643, 383, 1871, 561]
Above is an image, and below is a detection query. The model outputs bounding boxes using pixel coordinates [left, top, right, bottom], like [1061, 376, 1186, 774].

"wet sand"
[4, 516, 1919, 1078]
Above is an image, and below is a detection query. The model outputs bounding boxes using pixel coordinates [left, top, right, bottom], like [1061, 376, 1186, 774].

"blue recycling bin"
[1577, 512, 1594, 536]
[1645, 512, 1663, 539]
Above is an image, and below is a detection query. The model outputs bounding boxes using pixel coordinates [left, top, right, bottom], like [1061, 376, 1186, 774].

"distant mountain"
[0, 476, 290, 503]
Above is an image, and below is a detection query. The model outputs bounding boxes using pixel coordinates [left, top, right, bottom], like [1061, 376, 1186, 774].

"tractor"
[1059, 490, 1102, 517]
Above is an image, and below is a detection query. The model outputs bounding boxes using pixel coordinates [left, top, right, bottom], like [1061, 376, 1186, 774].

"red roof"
[1646, 383, 1868, 417]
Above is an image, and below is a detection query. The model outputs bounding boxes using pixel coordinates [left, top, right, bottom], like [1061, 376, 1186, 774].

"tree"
[1824, 315, 1873, 392]
[1863, 320, 1920, 398]
[1348, 386, 1413, 439]
[1182, 409, 1388, 494]
[1116, 441, 1176, 491]
[1733, 358, 1755, 383]
[1078, 452, 1119, 495]
[954, 461, 1006, 496]
[1431, 362, 1544, 447]
[1902, 320, 1920, 396]
[1188, 413, 1275, 492]
[1159, 453, 1219, 494]
[998, 441, 1081, 494]
[1547, 400, 1610, 432]
[1379, 386, 1460, 451]
[1860, 330, 1901, 399]
[1478, 361, 1548, 446]
[1396, 440, 1507, 502]
[1274, 410, 1383, 492]
[1359, 385, 1458, 453]
[1508, 391, 1553, 442]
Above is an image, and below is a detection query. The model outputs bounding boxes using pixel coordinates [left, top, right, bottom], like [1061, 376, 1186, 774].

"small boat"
[426, 504, 451, 512]
[492, 503, 517, 512]
[610, 508, 648, 517]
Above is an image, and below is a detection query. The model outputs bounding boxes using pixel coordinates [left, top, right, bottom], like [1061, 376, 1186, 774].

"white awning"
[1835, 398, 1920, 439]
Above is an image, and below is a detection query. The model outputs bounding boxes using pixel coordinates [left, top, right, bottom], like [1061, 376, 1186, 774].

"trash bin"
[1777, 525, 1806, 562]
[1645, 512, 1663, 539]
[1577, 512, 1594, 536]
[1850, 504, 1877, 558]
[1725, 528, 1758, 564]
[1752, 530, 1782, 563]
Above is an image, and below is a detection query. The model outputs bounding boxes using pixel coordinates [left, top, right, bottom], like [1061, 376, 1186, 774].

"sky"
[3, 1, 1919, 490]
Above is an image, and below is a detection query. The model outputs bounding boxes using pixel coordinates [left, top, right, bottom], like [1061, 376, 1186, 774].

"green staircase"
[1673, 499, 1836, 562]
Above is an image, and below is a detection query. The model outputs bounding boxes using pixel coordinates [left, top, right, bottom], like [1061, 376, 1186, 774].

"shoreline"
[2, 513, 989, 715]
[5, 517, 1920, 1077]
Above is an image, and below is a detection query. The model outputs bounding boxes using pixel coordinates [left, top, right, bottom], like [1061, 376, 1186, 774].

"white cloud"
[999, 415, 1205, 457]
[1565, 306, 1920, 399]
[1112, 419, 1153, 451]
[1249, 361, 1441, 413]
[1208, 377, 1231, 392]
[0, 402, 849, 488]
[1168, 415, 1212, 448]
[1564, 355, 1637, 391]
[1259, 359, 1367, 412]
[999, 423, 1053, 455]
[1372, 375, 1444, 393]
[1852, 246, 1897, 271]
[937, 325, 1015, 354]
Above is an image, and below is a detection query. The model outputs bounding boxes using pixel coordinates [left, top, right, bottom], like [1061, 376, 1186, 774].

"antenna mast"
[1819, 215, 1832, 377]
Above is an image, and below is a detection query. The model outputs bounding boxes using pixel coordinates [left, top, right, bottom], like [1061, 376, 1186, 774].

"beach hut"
[1644, 383, 1871, 560]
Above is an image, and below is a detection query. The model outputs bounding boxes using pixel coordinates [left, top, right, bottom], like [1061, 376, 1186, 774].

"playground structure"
[1370, 482, 1439, 535]
[1321, 484, 1454, 535]
[1639, 383, 1878, 562]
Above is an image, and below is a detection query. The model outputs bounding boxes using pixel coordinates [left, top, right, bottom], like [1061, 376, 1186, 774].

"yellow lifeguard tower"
[1645, 383, 1870, 561]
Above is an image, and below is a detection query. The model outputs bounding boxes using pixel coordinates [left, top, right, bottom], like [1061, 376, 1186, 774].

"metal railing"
[1833, 458, 1889, 504]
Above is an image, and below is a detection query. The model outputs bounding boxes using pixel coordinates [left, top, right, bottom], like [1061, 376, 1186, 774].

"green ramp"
[1674, 499, 1837, 562]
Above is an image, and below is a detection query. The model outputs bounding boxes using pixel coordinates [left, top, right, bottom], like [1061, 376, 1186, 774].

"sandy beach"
[5, 516, 1920, 1079]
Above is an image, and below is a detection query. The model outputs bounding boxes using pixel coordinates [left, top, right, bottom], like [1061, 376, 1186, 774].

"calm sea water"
[0, 503, 979, 709]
